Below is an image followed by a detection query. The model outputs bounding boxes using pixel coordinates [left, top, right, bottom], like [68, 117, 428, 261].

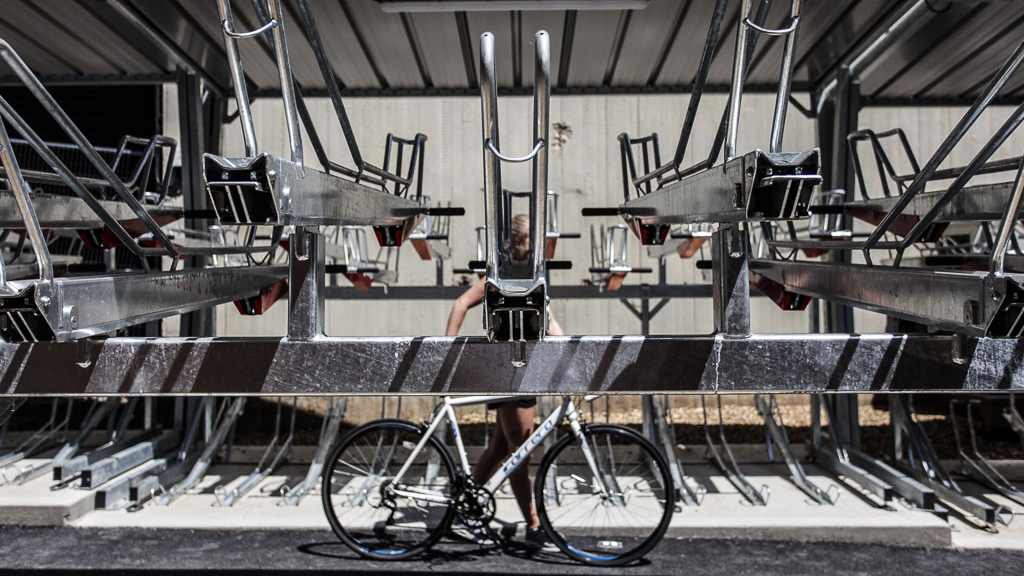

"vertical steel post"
[712, 225, 751, 336]
[288, 227, 325, 340]
[817, 65, 860, 448]
[177, 68, 214, 339]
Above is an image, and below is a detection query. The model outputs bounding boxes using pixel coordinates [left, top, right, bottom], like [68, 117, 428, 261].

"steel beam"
[1, 333, 1023, 395]
[618, 149, 821, 235]
[0, 266, 287, 342]
[203, 153, 425, 233]
[751, 259, 1024, 337]
[0, 190, 182, 229]
[323, 283, 717, 300]
[840, 182, 1019, 223]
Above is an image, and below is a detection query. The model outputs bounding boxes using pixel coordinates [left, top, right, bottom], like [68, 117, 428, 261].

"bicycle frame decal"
[483, 400, 567, 494]
[388, 395, 610, 505]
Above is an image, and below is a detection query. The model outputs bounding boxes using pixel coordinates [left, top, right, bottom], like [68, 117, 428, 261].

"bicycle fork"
[566, 403, 617, 503]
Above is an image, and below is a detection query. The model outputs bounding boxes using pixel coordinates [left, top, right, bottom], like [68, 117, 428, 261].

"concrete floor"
[3, 457, 1022, 549]
[2, 446, 1023, 574]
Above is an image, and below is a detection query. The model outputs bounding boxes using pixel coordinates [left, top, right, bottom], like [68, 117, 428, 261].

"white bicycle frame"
[388, 395, 609, 504]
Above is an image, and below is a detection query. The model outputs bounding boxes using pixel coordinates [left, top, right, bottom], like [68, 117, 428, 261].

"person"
[446, 213, 561, 551]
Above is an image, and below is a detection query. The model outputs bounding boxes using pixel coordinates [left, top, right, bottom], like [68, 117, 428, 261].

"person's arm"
[548, 305, 564, 336]
[446, 278, 486, 336]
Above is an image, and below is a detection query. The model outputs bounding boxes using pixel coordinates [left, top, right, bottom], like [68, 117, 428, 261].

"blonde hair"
[511, 213, 530, 248]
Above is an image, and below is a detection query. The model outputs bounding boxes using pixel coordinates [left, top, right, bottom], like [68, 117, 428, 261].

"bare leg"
[498, 403, 541, 530]
[473, 409, 509, 485]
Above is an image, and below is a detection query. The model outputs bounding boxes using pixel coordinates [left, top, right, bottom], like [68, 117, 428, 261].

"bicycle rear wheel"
[535, 423, 674, 566]
[322, 419, 458, 560]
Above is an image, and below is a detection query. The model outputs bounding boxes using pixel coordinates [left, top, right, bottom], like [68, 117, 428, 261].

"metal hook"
[222, 18, 279, 39]
[742, 17, 799, 36]
[485, 139, 545, 164]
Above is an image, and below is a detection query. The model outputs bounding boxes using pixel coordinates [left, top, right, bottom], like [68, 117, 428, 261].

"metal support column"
[289, 228, 325, 340]
[818, 65, 860, 448]
[712, 224, 751, 336]
[177, 68, 214, 339]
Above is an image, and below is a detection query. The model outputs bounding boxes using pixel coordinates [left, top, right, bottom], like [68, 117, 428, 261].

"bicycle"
[321, 395, 674, 566]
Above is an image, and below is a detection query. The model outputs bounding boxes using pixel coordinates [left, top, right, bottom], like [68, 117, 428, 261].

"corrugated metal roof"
[0, 0, 1021, 104]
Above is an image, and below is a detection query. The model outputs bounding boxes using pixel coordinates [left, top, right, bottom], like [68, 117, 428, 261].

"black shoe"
[524, 528, 558, 552]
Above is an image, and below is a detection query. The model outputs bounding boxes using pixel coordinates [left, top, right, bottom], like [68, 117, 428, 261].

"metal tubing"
[0, 42, 180, 257]
[216, 0, 259, 157]
[265, 0, 302, 165]
[293, 0, 364, 167]
[156, 398, 246, 506]
[479, 30, 550, 341]
[0, 117, 53, 284]
[703, 395, 768, 506]
[288, 229, 325, 340]
[756, 394, 834, 504]
[0, 398, 24, 430]
[481, 32, 501, 276]
[105, 0, 225, 95]
[0, 99, 149, 260]
[283, 398, 345, 506]
[769, 0, 803, 154]
[671, 0, 729, 168]
[217, 398, 294, 506]
[990, 157, 1024, 277]
[864, 41, 1024, 250]
[816, 0, 932, 114]
[533, 30, 551, 280]
[896, 102, 1024, 256]
[725, 0, 754, 162]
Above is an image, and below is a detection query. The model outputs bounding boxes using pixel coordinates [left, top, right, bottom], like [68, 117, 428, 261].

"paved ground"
[1, 526, 1023, 575]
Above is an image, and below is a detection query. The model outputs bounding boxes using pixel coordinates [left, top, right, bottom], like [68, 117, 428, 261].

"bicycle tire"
[321, 418, 459, 560]
[534, 423, 674, 566]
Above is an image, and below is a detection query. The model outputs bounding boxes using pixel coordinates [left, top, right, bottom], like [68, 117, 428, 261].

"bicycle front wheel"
[322, 419, 458, 560]
[535, 423, 674, 566]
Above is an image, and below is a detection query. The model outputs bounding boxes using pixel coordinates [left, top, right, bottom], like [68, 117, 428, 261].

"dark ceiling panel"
[704, 3, 747, 86]
[345, 0, 430, 89]
[798, 0, 895, 88]
[407, 12, 465, 88]
[35, 0, 156, 76]
[858, 3, 983, 98]
[131, 0, 277, 89]
[520, 11, 566, 88]
[925, 7, 1024, 100]
[465, 11, 514, 87]
[71, 0, 190, 82]
[564, 10, 621, 86]
[19, 0, 142, 75]
[0, 20, 80, 77]
[7, 0, 99, 75]
[0, 0, 1015, 103]
[305, 0, 381, 89]
[611, 1, 684, 86]
[917, 5, 1024, 99]
[744, 0, 802, 86]
[787, 0, 859, 84]
[655, 0, 721, 87]
[227, 0, 325, 90]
